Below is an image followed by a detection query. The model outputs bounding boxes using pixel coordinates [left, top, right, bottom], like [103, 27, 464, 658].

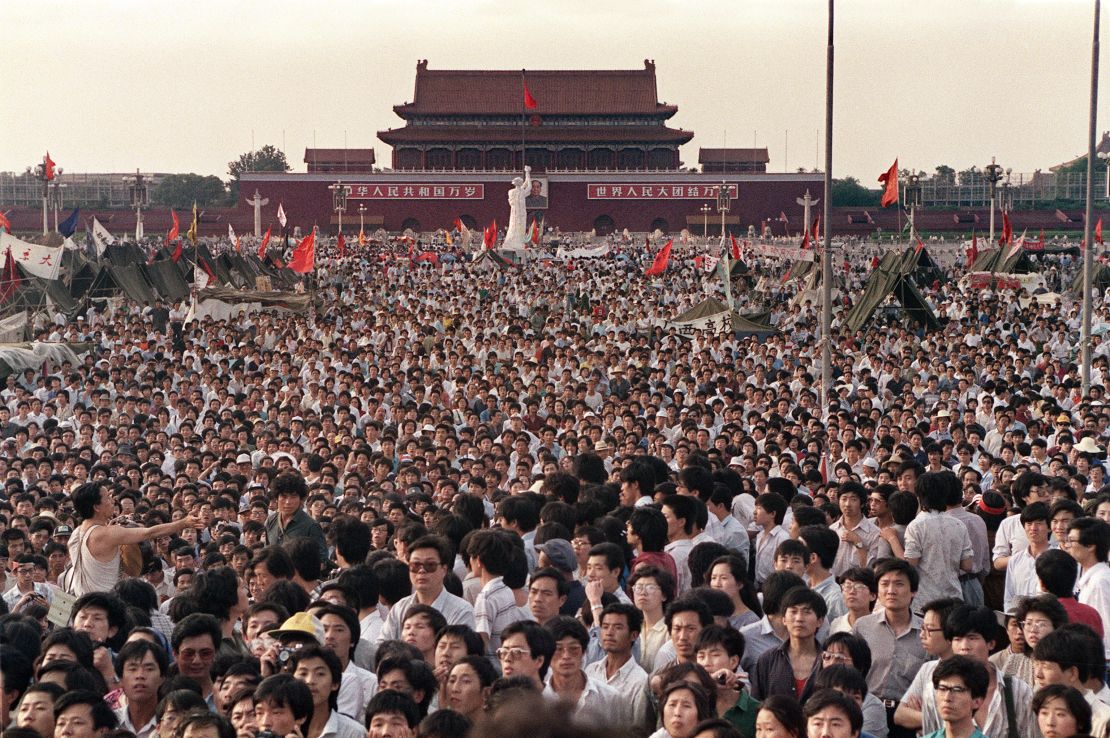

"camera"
[277, 647, 296, 664]
[257, 731, 278, 738]
[716, 673, 728, 685]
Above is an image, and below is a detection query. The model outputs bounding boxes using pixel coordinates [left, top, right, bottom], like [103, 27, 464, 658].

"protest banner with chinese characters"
[746, 242, 817, 262]
[0, 232, 63, 279]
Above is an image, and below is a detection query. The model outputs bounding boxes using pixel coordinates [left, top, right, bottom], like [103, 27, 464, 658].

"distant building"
[1050, 131, 1110, 172]
[699, 148, 769, 174]
[304, 148, 376, 174]
[377, 60, 694, 171]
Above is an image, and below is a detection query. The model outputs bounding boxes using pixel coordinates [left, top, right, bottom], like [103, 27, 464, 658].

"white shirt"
[543, 671, 624, 727]
[337, 660, 378, 724]
[1003, 544, 1055, 614]
[1077, 561, 1110, 659]
[2, 581, 52, 609]
[114, 705, 157, 738]
[664, 539, 694, 595]
[378, 587, 477, 643]
[318, 709, 367, 738]
[584, 656, 650, 729]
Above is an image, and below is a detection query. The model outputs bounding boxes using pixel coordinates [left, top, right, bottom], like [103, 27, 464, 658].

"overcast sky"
[3, 0, 1106, 184]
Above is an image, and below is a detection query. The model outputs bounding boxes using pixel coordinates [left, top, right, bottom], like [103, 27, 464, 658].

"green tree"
[934, 165, 956, 184]
[830, 177, 879, 206]
[152, 174, 228, 209]
[227, 144, 291, 200]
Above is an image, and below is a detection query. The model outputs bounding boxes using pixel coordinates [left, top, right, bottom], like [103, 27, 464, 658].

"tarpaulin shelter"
[843, 250, 941, 333]
[470, 251, 513, 272]
[0, 342, 94, 379]
[106, 264, 158, 303]
[1071, 263, 1110, 294]
[192, 286, 316, 320]
[969, 247, 1038, 274]
[143, 260, 191, 302]
[668, 298, 777, 338]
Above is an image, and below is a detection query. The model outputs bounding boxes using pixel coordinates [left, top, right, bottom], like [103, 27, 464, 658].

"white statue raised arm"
[503, 165, 531, 250]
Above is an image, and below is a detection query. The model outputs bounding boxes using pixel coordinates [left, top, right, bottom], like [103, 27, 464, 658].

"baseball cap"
[536, 539, 576, 573]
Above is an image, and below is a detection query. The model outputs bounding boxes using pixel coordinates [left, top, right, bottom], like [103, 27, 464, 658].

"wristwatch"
[853, 541, 865, 550]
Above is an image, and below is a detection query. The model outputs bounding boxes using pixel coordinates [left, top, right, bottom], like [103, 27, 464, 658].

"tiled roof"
[699, 148, 770, 164]
[394, 60, 677, 116]
[378, 125, 693, 146]
[303, 149, 375, 164]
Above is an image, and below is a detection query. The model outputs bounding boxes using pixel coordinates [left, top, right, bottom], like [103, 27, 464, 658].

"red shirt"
[1060, 597, 1104, 638]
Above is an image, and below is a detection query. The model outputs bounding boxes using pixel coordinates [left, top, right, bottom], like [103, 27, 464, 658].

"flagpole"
[1082, 0, 1101, 396]
[520, 69, 526, 173]
[820, 0, 834, 418]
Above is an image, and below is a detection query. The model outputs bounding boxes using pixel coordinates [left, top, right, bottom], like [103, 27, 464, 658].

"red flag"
[0, 211, 10, 233]
[171, 241, 182, 263]
[166, 210, 179, 244]
[0, 249, 18, 304]
[523, 77, 538, 110]
[967, 232, 978, 266]
[43, 153, 56, 181]
[530, 219, 540, 246]
[1038, 229, 1046, 250]
[453, 218, 464, 232]
[483, 220, 498, 249]
[337, 231, 346, 258]
[415, 251, 440, 267]
[258, 227, 272, 259]
[1000, 211, 1013, 246]
[800, 229, 810, 250]
[914, 237, 925, 255]
[288, 230, 316, 273]
[645, 239, 673, 276]
[811, 215, 821, 241]
[1098, 218, 1104, 245]
[878, 159, 899, 207]
[198, 257, 217, 285]
[730, 234, 741, 260]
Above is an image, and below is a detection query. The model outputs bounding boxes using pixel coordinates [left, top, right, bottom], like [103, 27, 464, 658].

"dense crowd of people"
[2, 230, 1110, 738]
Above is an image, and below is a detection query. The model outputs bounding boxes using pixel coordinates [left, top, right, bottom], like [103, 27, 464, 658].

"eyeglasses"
[840, 581, 870, 592]
[495, 647, 531, 661]
[821, 652, 852, 664]
[1020, 619, 1053, 632]
[631, 584, 661, 594]
[921, 625, 945, 635]
[935, 684, 970, 696]
[408, 561, 441, 573]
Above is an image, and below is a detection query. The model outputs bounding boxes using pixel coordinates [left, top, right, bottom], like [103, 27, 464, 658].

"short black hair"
[547, 616, 589, 650]
[874, 558, 919, 592]
[779, 585, 828, 620]
[255, 674, 314, 731]
[115, 639, 168, 677]
[755, 492, 788, 526]
[53, 690, 118, 730]
[664, 596, 713, 630]
[933, 655, 990, 700]
[943, 605, 997, 644]
[814, 663, 869, 698]
[798, 525, 839, 570]
[693, 624, 744, 660]
[170, 613, 221, 652]
[802, 689, 863, 735]
[1033, 626, 1097, 682]
[366, 690, 421, 730]
[499, 620, 556, 680]
[1035, 549, 1080, 598]
[1031, 684, 1092, 736]
[599, 603, 643, 634]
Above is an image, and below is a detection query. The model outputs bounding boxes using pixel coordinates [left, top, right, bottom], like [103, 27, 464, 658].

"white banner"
[0, 232, 62, 280]
[91, 218, 115, 256]
[669, 311, 734, 338]
[747, 242, 817, 262]
[555, 243, 610, 259]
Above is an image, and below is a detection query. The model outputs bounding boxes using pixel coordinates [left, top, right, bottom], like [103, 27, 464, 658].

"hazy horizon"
[4, 0, 1108, 185]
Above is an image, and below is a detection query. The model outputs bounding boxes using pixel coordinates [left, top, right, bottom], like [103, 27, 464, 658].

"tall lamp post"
[699, 203, 712, 240]
[126, 170, 148, 241]
[35, 162, 50, 235]
[983, 158, 1008, 245]
[716, 182, 731, 240]
[819, 0, 835, 416]
[358, 203, 366, 233]
[904, 173, 922, 242]
[1099, 151, 1110, 199]
[50, 171, 66, 234]
[329, 181, 351, 235]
